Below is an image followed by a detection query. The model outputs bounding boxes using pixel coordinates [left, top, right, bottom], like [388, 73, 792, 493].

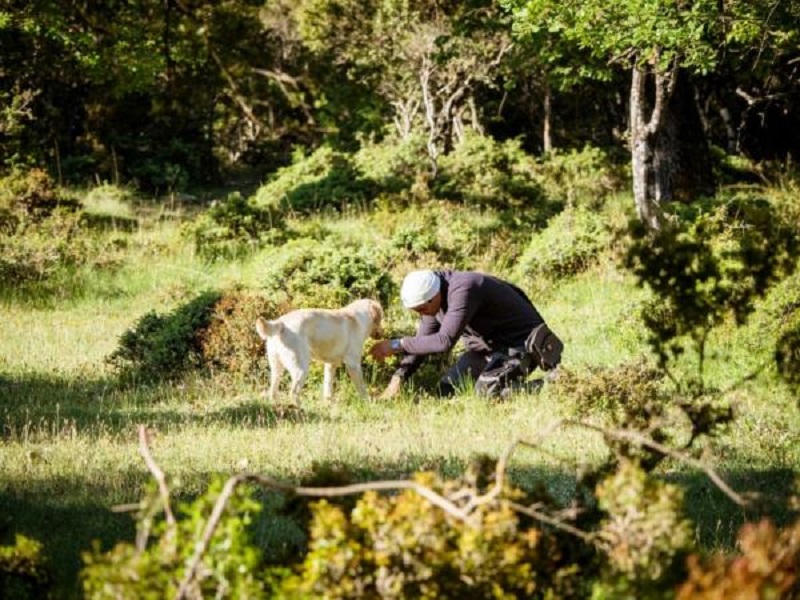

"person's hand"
[370, 340, 394, 362]
[379, 375, 403, 400]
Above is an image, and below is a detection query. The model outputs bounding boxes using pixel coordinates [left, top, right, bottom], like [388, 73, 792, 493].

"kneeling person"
[371, 269, 561, 399]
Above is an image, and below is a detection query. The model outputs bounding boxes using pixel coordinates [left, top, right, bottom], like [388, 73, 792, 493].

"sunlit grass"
[1, 193, 799, 596]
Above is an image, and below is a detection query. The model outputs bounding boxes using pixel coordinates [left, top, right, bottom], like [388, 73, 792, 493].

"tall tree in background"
[507, 0, 728, 228]
[296, 0, 513, 175]
[501, 4, 612, 153]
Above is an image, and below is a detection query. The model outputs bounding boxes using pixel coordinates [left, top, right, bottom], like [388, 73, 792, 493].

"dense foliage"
[0, 534, 51, 600]
[2, 0, 798, 194]
[2, 1, 800, 597]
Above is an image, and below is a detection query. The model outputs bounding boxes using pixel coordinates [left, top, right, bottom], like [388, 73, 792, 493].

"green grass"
[1, 193, 799, 597]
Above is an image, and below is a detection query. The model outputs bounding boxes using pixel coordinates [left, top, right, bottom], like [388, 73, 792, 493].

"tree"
[506, 0, 796, 228]
[296, 0, 513, 175]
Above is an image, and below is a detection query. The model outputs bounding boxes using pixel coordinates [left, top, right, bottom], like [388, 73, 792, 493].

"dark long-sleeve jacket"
[394, 270, 543, 380]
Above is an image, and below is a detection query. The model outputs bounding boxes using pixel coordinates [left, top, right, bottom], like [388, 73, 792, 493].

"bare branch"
[210, 49, 263, 137]
[138, 426, 176, 528]
[508, 501, 594, 541]
[562, 420, 754, 507]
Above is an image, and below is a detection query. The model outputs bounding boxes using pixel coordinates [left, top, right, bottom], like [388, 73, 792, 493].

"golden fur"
[255, 298, 384, 404]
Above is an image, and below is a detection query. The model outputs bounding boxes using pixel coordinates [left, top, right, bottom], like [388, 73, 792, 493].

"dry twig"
[127, 419, 751, 600]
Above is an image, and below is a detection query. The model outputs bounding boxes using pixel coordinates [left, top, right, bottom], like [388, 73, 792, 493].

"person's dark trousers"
[436, 350, 491, 397]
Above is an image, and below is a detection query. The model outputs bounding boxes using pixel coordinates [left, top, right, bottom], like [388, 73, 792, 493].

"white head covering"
[400, 270, 441, 308]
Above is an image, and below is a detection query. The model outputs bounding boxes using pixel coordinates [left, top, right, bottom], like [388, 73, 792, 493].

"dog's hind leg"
[344, 360, 370, 400]
[323, 363, 337, 401]
[266, 348, 283, 401]
[287, 367, 308, 405]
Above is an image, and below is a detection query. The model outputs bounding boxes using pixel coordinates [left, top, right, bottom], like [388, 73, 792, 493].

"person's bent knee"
[436, 379, 456, 397]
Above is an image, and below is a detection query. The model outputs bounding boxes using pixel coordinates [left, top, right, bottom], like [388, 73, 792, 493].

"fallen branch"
[126, 418, 751, 600]
[138, 426, 176, 528]
[562, 420, 754, 507]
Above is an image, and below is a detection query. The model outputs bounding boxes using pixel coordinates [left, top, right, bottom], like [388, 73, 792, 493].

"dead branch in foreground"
[126, 422, 750, 600]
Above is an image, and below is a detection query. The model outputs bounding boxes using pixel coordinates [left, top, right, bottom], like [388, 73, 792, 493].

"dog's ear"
[255, 317, 282, 339]
[368, 300, 383, 324]
[367, 300, 384, 338]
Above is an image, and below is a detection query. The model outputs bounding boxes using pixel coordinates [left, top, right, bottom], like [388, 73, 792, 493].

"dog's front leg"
[323, 363, 336, 401]
[345, 361, 370, 400]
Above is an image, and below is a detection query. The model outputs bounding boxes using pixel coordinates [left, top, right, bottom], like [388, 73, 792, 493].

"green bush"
[81, 479, 265, 599]
[434, 133, 545, 209]
[353, 135, 429, 199]
[188, 192, 284, 260]
[376, 201, 515, 272]
[0, 534, 52, 600]
[626, 195, 799, 374]
[776, 322, 800, 397]
[536, 146, 623, 207]
[257, 240, 395, 309]
[253, 146, 375, 214]
[107, 291, 222, 382]
[517, 206, 611, 283]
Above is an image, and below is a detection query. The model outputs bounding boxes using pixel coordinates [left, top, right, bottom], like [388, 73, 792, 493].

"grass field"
[1, 190, 799, 597]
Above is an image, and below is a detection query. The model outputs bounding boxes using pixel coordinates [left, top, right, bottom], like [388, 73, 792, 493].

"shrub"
[378, 201, 514, 271]
[556, 361, 667, 431]
[517, 206, 611, 283]
[258, 240, 395, 309]
[353, 135, 429, 199]
[556, 361, 733, 468]
[272, 472, 585, 599]
[0, 168, 80, 227]
[81, 479, 265, 599]
[200, 290, 291, 377]
[252, 146, 375, 214]
[776, 323, 800, 398]
[188, 192, 284, 260]
[536, 146, 623, 207]
[434, 133, 545, 209]
[626, 195, 799, 375]
[677, 517, 800, 599]
[0, 534, 52, 600]
[594, 462, 692, 597]
[292, 247, 394, 308]
[107, 291, 222, 382]
[0, 209, 125, 291]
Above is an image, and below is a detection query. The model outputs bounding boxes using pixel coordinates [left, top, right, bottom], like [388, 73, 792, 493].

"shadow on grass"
[0, 371, 332, 439]
[668, 466, 799, 550]
[0, 473, 142, 600]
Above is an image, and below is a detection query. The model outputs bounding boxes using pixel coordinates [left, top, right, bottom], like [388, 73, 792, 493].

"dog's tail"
[255, 317, 284, 339]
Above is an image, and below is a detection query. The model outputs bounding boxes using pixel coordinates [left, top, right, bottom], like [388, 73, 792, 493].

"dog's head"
[366, 299, 384, 339]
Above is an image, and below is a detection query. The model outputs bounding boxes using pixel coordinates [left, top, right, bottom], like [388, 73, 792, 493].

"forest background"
[1, 1, 800, 598]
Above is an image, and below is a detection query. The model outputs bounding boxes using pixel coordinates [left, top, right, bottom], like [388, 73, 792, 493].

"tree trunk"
[653, 70, 715, 204]
[629, 63, 715, 229]
[630, 65, 660, 229]
[543, 81, 552, 153]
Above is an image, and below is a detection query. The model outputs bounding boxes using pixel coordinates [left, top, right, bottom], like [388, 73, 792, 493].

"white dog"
[255, 298, 384, 404]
